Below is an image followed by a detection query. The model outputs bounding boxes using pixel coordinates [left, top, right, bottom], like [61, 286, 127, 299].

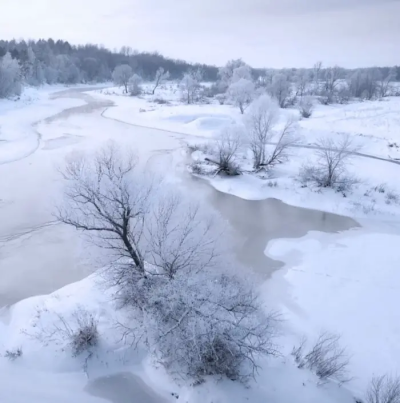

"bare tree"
[205, 125, 243, 175]
[321, 66, 341, 104]
[312, 61, 323, 94]
[246, 95, 297, 170]
[264, 119, 297, 168]
[56, 143, 148, 277]
[112, 64, 133, 93]
[245, 95, 279, 169]
[56, 143, 278, 383]
[300, 135, 360, 190]
[295, 69, 311, 98]
[366, 374, 400, 403]
[227, 78, 255, 114]
[152, 67, 170, 95]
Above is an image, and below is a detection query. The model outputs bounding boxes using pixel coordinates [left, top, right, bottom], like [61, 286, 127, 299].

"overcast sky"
[0, 0, 399, 68]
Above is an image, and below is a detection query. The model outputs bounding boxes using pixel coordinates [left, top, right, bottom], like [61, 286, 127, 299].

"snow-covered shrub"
[153, 98, 169, 105]
[69, 309, 99, 357]
[3, 348, 23, 361]
[144, 271, 278, 382]
[385, 191, 399, 205]
[299, 135, 359, 190]
[293, 332, 350, 384]
[30, 307, 99, 358]
[336, 86, 351, 104]
[366, 374, 400, 403]
[57, 144, 278, 382]
[298, 96, 314, 118]
[128, 74, 143, 96]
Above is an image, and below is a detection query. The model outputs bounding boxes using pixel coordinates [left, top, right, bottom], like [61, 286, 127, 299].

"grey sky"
[0, 0, 399, 68]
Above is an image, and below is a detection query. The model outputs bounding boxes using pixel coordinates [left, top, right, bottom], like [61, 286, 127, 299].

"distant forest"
[0, 38, 219, 85]
[0, 38, 399, 101]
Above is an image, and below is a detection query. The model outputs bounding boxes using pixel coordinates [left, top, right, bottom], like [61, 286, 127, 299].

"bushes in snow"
[299, 135, 359, 190]
[205, 125, 243, 175]
[29, 306, 99, 358]
[3, 348, 23, 361]
[292, 332, 350, 384]
[366, 374, 400, 403]
[298, 96, 314, 118]
[57, 143, 278, 383]
[191, 94, 298, 176]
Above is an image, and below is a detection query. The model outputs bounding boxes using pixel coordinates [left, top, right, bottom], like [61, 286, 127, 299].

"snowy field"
[0, 82, 399, 402]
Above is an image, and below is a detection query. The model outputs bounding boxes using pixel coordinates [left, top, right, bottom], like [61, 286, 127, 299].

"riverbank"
[0, 85, 398, 403]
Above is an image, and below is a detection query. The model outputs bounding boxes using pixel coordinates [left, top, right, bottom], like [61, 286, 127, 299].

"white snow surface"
[0, 82, 399, 402]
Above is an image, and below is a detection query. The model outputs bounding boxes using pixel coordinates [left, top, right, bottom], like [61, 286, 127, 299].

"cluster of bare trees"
[216, 59, 399, 114]
[195, 94, 298, 175]
[56, 143, 278, 383]
[112, 64, 170, 96]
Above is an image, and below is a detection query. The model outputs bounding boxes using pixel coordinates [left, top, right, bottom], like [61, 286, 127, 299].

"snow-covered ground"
[0, 82, 399, 402]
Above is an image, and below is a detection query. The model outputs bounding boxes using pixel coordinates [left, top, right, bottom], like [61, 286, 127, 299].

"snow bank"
[265, 224, 400, 392]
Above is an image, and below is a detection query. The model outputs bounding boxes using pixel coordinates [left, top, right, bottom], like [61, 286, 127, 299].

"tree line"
[0, 38, 399, 100]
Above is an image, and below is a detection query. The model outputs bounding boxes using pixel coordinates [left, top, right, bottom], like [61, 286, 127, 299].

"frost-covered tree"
[180, 70, 202, 104]
[228, 78, 255, 114]
[377, 68, 396, 98]
[245, 95, 279, 169]
[0, 53, 22, 98]
[56, 143, 278, 382]
[246, 95, 296, 170]
[207, 124, 244, 175]
[112, 64, 133, 93]
[299, 135, 360, 190]
[298, 96, 314, 118]
[128, 73, 142, 96]
[55, 55, 81, 84]
[268, 73, 292, 108]
[294, 69, 311, 98]
[320, 66, 341, 104]
[311, 61, 323, 94]
[231, 65, 252, 83]
[152, 67, 170, 95]
[218, 59, 248, 89]
[348, 69, 378, 100]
